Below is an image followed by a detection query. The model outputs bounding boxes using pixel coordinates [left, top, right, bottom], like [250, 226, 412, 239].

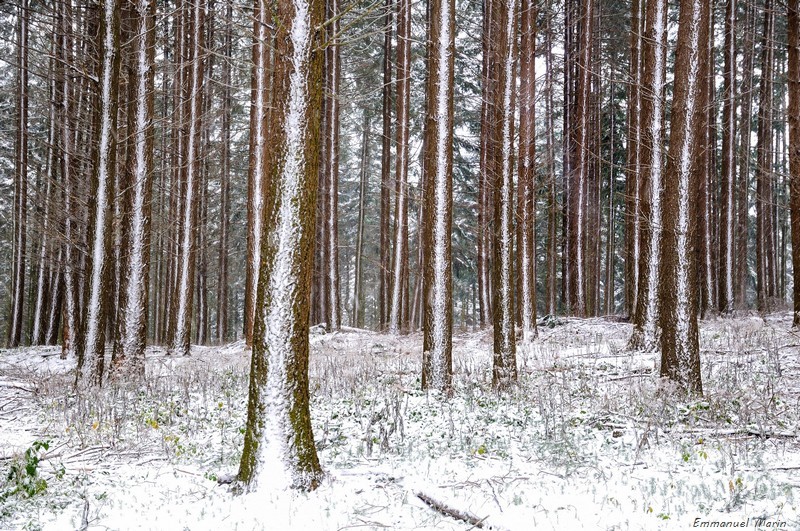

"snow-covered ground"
[1, 314, 798, 530]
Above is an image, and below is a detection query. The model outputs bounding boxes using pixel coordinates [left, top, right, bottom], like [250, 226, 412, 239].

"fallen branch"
[415, 492, 486, 529]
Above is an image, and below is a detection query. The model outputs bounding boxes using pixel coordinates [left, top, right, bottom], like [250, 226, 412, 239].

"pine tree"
[789, 0, 800, 326]
[238, 0, 325, 491]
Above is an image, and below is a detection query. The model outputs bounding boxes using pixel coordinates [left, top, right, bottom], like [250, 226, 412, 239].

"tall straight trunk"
[568, 0, 594, 317]
[698, 13, 716, 317]
[516, 0, 536, 340]
[80, 0, 121, 385]
[170, 0, 205, 356]
[562, 0, 575, 313]
[353, 110, 370, 328]
[605, 79, 616, 315]
[217, 0, 233, 343]
[719, 0, 736, 313]
[389, 0, 411, 334]
[629, 0, 667, 351]
[114, 0, 156, 376]
[324, 0, 342, 331]
[736, 1, 756, 308]
[379, 0, 393, 330]
[545, 0, 557, 315]
[59, 0, 81, 359]
[8, 0, 29, 348]
[477, 0, 493, 326]
[237, 0, 325, 490]
[756, 0, 775, 312]
[421, 0, 455, 393]
[32, 50, 58, 347]
[625, 0, 643, 320]
[490, 0, 518, 389]
[659, 0, 708, 395]
[788, 0, 799, 326]
[245, 0, 271, 346]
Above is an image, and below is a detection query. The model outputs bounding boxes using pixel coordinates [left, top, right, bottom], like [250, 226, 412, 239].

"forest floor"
[0, 314, 798, 530]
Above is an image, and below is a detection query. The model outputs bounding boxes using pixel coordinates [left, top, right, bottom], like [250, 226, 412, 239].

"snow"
[1, 315, 798, 529]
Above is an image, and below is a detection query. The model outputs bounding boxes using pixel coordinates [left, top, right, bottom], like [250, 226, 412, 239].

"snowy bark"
[789, 0, 800, 326]
[8, 0, 29, 349]
[238, 0, 324, 490]
[170, 0, 204, 356]
[245, 0, 271, 346]
[719, 0, 736, 314]
[659, 0, 708, 395]
[625, 0, 643, 320]
[517, 0, 536, 341]
[379, 0, 393, 330]
[324, 0, 341, 331]
[421, 0, 455, 393]
[115, 0, 155, 375]
[388, 0, 411, 335]
[629, 0, 666, 351]
[491, 0, 518, 390]
[81, 0, 121, 385]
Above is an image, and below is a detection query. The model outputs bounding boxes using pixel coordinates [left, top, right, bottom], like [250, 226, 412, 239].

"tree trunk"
[170, 0, 204, 356]
[80, 0, 121, 385]
[719, 0, 736, 313]
[625, 0, 643, 320]
[789, 0, 800, 326]
[658, 0, 708, 395]
[114, 0, 155, 376]
[756, 0, 775, 313]
[629, 0, 666, 351]
[238, 0, 325, 490]
[389, 0, 411, 334]
[8, 0, 29, 348]
[217, 0, 233, 343]
[516, 0, 536, 341]
[245, 0, 272, 346]
[421, 0, 455, 393]
[353, 110, 370, 328]
[379, 0, 393, 330]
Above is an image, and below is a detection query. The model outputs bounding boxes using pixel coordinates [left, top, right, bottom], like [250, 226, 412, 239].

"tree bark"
[421, 0, 455, 393]
[789, 0, 800, 326]
[719, 0, 736, 313]
[238, 0, 325, 490]
[658, 0, 708, 395]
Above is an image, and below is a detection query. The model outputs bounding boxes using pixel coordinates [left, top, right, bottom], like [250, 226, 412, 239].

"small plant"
[1, 440, 51, 501]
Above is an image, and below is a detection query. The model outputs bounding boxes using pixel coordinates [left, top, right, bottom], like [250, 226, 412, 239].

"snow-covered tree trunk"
[114, 0, 155, 375]
[324, 0, 342, 331]
[719, 0, 736, 314]
[491, 0, 518, 389]
[659, 0, 708, 395]
[477, 0, 493, 327]
[8, 0, 29, 348]
[238, 0, 325, 490]
[59, 0, 80, 359]
[170, 0, 204, 356]
[353, 110, 370, 328]
[568, 0, 594, 317]
[544, 2, 558, 316]
[421, 0, 455, 393]
[389, 0, 411, 335]
[80, 0, 121, 385]
[379, 0, 393, 330]
[245, 0, 271, 347]
[625, 0, 643, 320]
[217, 0, 233, 343]
[629, 0, 666, 351]
[756, 0, 775, 313]
[516, 0, 536, 342]
[736, 2, 756, 309]
[789, 0, 800, 327]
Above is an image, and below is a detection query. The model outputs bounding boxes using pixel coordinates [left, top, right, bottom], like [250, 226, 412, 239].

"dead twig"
[415, 491, 486, 529]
